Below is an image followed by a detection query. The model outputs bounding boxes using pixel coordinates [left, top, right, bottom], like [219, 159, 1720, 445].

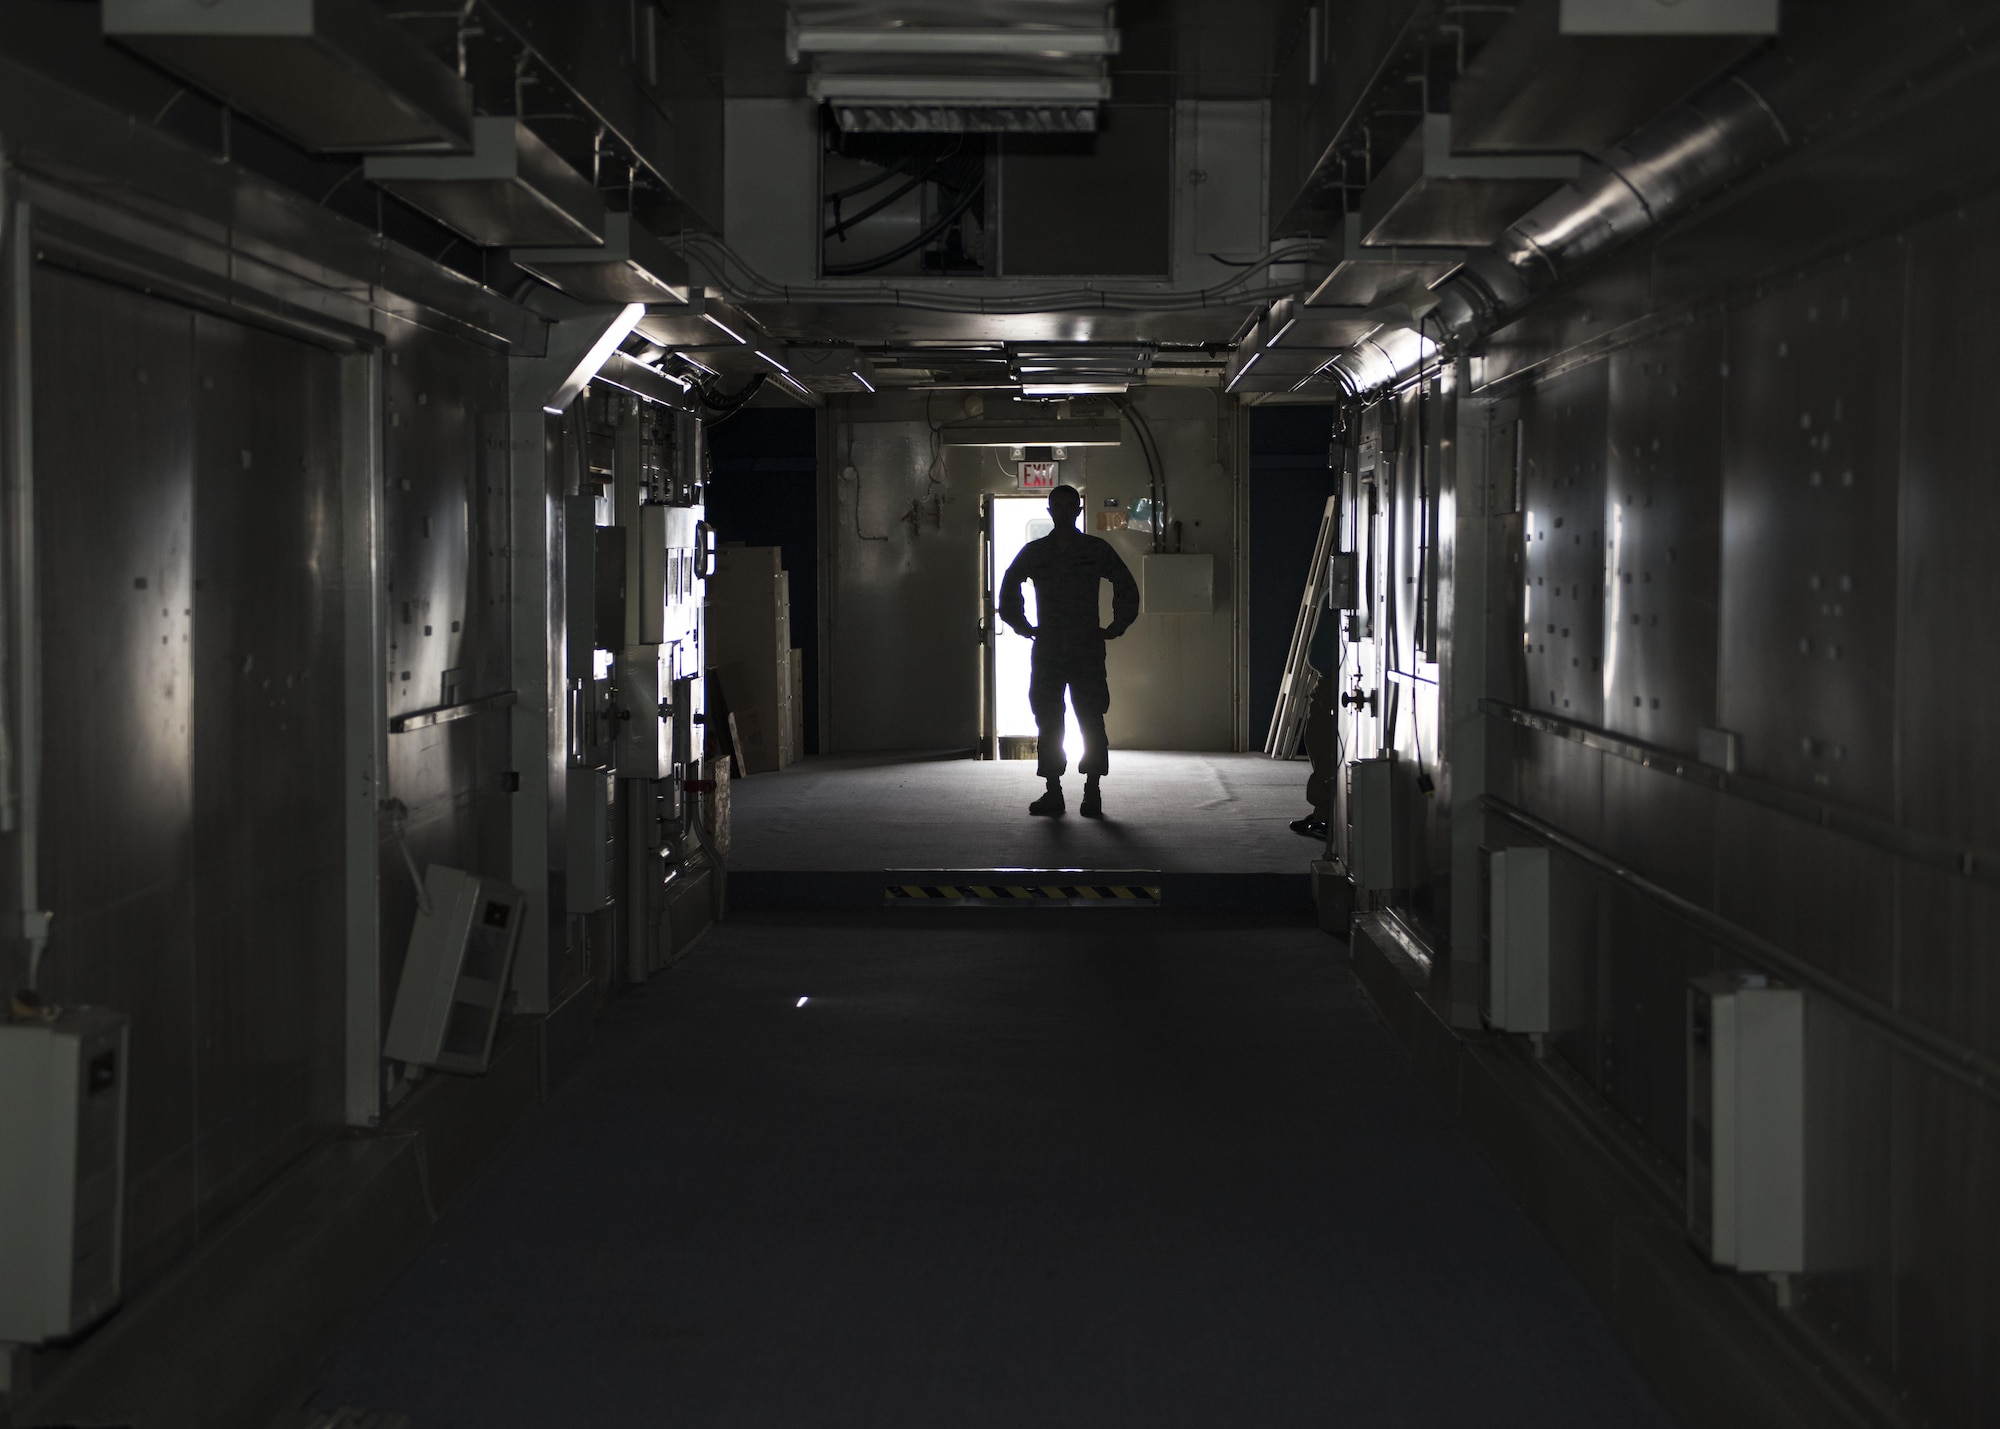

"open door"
[984, 492, 1084, 764]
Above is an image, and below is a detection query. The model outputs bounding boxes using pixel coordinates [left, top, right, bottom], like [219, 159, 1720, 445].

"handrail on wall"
[1479, 794, 2000, 1107]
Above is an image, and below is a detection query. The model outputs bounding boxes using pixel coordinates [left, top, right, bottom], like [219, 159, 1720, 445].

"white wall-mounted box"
[1486, 846, 1553, 1033]
[1142, 553, 1213, 614]
[385, 866, 525, 1074]
[1688, 973, 1805, 1273]
[1348, 755, 1407, 892]
[0, 1008, 128, 1343]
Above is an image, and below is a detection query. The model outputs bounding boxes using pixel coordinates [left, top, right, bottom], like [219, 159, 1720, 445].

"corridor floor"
[727, 751, 1314, 873]
[310, 914, 1675, 1428]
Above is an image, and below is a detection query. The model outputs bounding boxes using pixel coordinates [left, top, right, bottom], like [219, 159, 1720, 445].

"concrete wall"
[818, 388, 1247, 754]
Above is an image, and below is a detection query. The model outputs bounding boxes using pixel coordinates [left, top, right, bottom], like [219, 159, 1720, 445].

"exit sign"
[1019, 460, 1059, 490]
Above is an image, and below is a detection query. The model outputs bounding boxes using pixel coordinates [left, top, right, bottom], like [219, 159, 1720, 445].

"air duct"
[104, 0, 472, 154]
[1334, 74, 1791, 399]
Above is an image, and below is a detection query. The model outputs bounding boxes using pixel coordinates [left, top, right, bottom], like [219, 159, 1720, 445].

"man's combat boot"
[1029, 780, 1065, 816]
[1080, 776, 1103, 818]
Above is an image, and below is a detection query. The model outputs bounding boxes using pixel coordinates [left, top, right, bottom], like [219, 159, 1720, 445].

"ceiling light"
[791, 26, 1120, 60]
[701, 312, 747, 345]
[1021, 381, 1127, 396]
[1223, 350, 1264, 393]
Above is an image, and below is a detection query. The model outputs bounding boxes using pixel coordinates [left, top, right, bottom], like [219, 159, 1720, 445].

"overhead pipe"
[1331, 73, 1793, 399]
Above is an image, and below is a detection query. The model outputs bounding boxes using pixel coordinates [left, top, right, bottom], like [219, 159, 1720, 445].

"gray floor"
[729, 751, 1318, 872]
[313, 914, 1676, 1429]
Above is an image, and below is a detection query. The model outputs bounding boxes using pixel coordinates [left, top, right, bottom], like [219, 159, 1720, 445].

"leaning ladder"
[1263, 494, 1340, 758]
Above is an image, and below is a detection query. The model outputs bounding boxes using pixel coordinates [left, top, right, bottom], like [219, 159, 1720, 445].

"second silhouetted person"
[998, 483, 1140, 818]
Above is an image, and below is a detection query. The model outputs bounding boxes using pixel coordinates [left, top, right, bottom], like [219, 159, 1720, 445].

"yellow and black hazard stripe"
[885, 883, 1161, 905]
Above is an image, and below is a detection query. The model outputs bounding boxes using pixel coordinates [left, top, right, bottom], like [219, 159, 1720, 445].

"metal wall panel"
[1603, 317, 1724, 752]
[1899, 196, 2000, 853]
[1718, 242, 1903, 818]
[188, 311, 346, 1226]
[31, 268, 200, 1283]
[1712, 796, 1894, 1005]
[1519, 363, 1608, 726]
[29, 267, 347, 1286]
[1892, 1064, 2000, 1428]
[379, 322, 513, 1003]
[825, 416, 980, 752]
[1598, 885, 1719, 1168]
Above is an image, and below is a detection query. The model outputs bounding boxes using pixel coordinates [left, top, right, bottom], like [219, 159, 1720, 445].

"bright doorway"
[986, 493, 1086, 763]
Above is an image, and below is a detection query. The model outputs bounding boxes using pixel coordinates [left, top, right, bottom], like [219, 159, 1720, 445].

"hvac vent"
[366, 118, 604, 248]
[104, 0, 473, 154]
[384, 867, 525, 1074]
[1687, 973, 1805, 1274]
[0, 1008, 129, 1343]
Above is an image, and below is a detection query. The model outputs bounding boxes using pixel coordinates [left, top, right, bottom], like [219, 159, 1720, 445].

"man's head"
[1048, 484, 1082, 528]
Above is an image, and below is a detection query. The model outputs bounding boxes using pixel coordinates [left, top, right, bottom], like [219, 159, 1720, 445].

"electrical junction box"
[565, 767, 614, 913]
[1688, 973, 1806, 1273]
[1486, 846, 1552, 1032]
[0, 1007, 128, 1343]
[1347, 755, 1408, 892]
[1142, 553, 1213, 614]
[384, 867, 525, 1074]
[614, 645, 667, 779]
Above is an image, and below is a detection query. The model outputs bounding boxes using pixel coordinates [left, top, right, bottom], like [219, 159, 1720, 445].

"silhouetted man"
[999, 484, 1140, 818]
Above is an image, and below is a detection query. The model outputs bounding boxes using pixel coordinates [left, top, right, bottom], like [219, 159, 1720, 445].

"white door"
[988, 494, 1084, 762]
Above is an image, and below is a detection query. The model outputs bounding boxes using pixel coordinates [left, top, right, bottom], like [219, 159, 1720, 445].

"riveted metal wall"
[1520, 363, 1607, 727]
[28, 266, 347, 1288]
[378, 322, 514, 1012]
[1445, 176, 2000, 1429]
[1603, 318, 1724, 753]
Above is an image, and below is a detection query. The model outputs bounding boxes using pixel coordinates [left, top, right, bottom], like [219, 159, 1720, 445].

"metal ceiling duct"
[512, 214, 690, 305]
[634, 295, 762, 352]
[1223, 299, 1384, 394]
[1330, 74, 1792, 399]
[787, 346, 880, 394]
[1360, 116, 1581, 247]
[1451, 0, 1775, 155]
[366, 118, 605, 248]
[1305, 215, 1467, 309]
[103, 0, 473, 154]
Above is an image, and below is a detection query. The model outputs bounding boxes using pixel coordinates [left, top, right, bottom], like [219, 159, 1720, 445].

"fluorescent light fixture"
[756, 350, 791, 374]
[792, 26, 1120, 59]
[543, 302, 646, 414]
[809, 75, 1111, 103]
[796, 997, 809, 1007]
[1223, 349, 1264, 393]
[1020, 381, 1127, 396]
[854, 371, 877, 393]
[701, 312, 747, 345]
[676, 353, 718, 377]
